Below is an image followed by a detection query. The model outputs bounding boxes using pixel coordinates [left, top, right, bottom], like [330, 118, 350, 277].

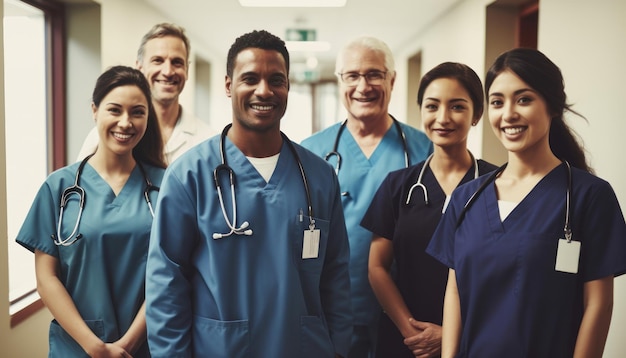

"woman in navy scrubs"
[427, 48, 626, 357]
[363, 62, 496, 357]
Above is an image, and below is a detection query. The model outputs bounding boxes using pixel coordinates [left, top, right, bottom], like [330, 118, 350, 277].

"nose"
[161, 60, 175, 76]
[502, 102, 518, 122]
[355, 75, 371, 91]
[254, 79, 273, 97]
[436, 107, 451, 124]
[118, 113, 132, 129]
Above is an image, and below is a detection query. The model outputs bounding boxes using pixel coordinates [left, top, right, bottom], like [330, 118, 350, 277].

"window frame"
[7, 0, 66, 327]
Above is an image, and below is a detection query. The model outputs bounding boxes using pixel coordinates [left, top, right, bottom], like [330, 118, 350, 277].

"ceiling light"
[285, 41, 331, 52]
[239, 0, 347, 7]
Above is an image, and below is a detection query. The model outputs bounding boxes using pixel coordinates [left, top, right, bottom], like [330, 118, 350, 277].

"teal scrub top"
[16, 161, 164, 357]
[301, 119, 432, 326]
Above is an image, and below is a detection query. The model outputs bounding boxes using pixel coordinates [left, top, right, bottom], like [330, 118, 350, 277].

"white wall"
[390, 0, 626, 356]
[0, 2, 54, 357]
[538, 1, 626, 356]
[392, 0, 493, 159]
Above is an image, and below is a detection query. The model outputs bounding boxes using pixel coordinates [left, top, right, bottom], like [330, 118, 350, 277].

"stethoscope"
[324, 115, 410, 175]
[53, 153, 159, 246]
[212, 123, 315, 239]
[455, 161, 573, 241]
[405, 151, 479, 205]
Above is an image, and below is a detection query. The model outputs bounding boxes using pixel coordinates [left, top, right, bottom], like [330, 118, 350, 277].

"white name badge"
[302, 229, 320, 259]
[555, 239, 581, 274]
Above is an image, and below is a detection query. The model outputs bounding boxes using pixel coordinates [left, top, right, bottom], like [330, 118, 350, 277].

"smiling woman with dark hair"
[16, 65, 165, 357]
[427, 48, 626, 358]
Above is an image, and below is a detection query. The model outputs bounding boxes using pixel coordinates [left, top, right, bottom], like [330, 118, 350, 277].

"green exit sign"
[286, 28, 316, 41]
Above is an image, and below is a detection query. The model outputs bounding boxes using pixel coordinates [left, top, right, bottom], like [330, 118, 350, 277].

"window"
[3, 0, 65, 326]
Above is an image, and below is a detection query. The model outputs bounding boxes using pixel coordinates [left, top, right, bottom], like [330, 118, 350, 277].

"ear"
[91, 103, 98, 121]
[389, 70, 397, 89]
[225, 75, 232, 98]
[135, 59, 142, 71]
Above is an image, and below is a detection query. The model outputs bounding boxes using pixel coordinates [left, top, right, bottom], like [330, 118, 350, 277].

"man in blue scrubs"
[146, 30, 352, 357]
[301, 36, 432, 357]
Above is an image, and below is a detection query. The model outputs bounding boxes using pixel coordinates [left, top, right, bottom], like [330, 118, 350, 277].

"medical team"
[15, 22, 626, 358]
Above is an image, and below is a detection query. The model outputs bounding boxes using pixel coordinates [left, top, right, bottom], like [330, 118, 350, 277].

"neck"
[505, 143, 561, 179]
[89, 149, 135, 175]
[154, 101, 181, 129]
[227, 123, 283, 158]
[430, 145, 473, 176]
[346, 113, 393, 138]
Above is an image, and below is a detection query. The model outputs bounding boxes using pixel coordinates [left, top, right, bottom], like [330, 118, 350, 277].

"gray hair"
[335, 36, 395, 76]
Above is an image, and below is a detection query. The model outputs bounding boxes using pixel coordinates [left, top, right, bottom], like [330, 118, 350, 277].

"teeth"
[113, 132, 132, 140]
[503, 127, 525, 135]
[251, 105, 273, 111]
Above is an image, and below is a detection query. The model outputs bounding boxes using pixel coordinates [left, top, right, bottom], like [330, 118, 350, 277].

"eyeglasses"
[338, 71, 387, 86]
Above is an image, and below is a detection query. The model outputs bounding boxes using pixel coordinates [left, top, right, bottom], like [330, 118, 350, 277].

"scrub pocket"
[300, 315, 335, 357]
[48, 319, 104, 358]
[193, 315, 249, 358]
[293, 216, 330, 273]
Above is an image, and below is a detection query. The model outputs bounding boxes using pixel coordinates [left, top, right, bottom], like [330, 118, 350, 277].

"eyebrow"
[424, 97, 469, 103]
[489, 88, 535, 97]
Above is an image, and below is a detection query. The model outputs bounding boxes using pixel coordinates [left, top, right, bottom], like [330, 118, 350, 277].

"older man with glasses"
[301, 36, 432, 358]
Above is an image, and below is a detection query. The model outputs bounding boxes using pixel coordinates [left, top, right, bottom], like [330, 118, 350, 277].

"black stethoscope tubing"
[213, 124, 314, 239]
[324, 115, 410, 174]
[53, 153, 159, 246]
[455, 161, 573, 241]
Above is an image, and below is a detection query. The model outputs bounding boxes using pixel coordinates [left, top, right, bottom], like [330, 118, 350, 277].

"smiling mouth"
[113, 132, 133, 140]
[251, 104, 274, 111]
[156, 79, 178, 86]
[503, 127, 526, 135]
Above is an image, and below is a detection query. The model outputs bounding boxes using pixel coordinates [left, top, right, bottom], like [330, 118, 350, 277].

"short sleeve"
[360, 172, 400, 240]
[577, 179, 626, 281]
[15, 180, 60, 257]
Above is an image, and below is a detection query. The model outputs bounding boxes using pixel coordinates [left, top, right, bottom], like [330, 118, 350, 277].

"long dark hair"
[485, 48, 592, 173]
[92, 65, 166, 168]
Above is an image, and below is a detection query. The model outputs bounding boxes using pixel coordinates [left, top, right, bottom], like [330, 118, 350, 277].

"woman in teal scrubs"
[16, 66, 166, 357]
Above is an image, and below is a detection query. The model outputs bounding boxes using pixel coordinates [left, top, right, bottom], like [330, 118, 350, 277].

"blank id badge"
[302, 229, 320, 259]
[555, 239, 581, 274]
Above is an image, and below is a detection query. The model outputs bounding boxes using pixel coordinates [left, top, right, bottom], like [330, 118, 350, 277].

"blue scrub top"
[301, 119, 432, 326]
[145, 135, 352, 358]
[427, 163, 626, 357]
[16, 161, 164, 358]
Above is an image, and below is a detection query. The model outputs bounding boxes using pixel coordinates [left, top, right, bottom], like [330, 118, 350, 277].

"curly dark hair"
[226, 30, 289, 78]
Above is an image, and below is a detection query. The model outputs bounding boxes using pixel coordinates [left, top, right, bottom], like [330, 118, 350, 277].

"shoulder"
[140, 162, 167, 183]
[169, 136, 220, 172]
[477, 159, 499, 175]
[178, 106, 217, 138]
[300, 122, 342, 149]
[386, 161, 427, 186]
[397, 121, 428, 140]
[292, 141, 335, 174]
[570, 167, 617, 197]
